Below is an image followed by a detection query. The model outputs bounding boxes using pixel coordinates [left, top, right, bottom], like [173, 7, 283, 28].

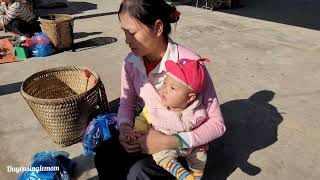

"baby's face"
[159, 75, 193, 110]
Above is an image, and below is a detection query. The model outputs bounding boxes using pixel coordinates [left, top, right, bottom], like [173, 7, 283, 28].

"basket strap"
[69, 22, 75, 52]
[57, 25, 61, 47]
[98, 79, 111, 113]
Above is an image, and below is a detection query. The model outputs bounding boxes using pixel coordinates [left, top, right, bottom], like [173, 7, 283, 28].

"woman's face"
[119, 13, 158, 57]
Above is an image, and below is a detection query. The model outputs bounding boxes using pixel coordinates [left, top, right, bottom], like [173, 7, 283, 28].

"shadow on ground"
[34, 1, 97, 15]
[203, 90, 283, 180]
[170, 0, 320, 30]
[74, 32, 102, 39]
[34, 0, 320, 30]
[75, 11, 118, 20]
[220, 0, 320, 30]
[0, 81, 23, 96]
[72, 154, 98, 180]
[109, 97, 121, 114]
[75, 37, 117, 51]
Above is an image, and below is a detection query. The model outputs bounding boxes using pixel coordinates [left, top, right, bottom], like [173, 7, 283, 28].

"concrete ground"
[0, 0, 319, 179]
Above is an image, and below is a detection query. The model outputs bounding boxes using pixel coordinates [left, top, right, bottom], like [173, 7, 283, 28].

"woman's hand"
[138, 128, 179, 154]
[119, 123, 141, 153]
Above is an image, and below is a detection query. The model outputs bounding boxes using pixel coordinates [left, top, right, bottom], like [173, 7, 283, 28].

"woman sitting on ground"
[0, 0, 41, 37]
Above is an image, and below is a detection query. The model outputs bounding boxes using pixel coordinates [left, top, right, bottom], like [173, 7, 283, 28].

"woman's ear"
[154, 20, 164, 37]
[187, 92, 196, 104]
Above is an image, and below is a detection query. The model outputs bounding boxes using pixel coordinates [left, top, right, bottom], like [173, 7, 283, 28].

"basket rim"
[21, 66, 101, 104]
[39, 14, 74, 23]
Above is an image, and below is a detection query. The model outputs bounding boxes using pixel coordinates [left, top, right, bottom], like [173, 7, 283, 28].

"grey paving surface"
[0, 0, 319, 179]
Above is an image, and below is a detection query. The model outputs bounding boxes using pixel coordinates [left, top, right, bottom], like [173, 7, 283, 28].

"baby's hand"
[119, 123, 136, 142]
[126, 133, 136, 141]
[119, 123, 140, 153]
[127, 131, 143, 141]
[199, 144, 208, 152]
[133, 129, 148, 139]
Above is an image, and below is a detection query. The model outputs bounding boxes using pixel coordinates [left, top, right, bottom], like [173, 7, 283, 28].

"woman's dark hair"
[118, 0, 180, 39]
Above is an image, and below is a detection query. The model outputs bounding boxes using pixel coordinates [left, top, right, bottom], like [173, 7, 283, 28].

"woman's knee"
[127, 158, 152, 178]
[127, 157, 175, 180]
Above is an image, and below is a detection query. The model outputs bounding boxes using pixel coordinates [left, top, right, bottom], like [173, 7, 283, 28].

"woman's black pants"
[94, 127, 177, 180]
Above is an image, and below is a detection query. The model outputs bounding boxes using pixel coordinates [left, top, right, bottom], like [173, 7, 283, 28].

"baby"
[134, 58, 209, 180]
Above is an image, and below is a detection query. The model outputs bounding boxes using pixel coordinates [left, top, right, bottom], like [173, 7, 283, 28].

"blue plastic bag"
[31, 32, 55, 57]
[82, 113, 117, 157]
[32, 44, 55, 57]
[18, 151, 75, 180]
[32, 32, 50, 45]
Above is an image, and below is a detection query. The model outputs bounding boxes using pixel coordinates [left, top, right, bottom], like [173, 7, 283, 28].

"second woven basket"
[39, 14, 75, 51]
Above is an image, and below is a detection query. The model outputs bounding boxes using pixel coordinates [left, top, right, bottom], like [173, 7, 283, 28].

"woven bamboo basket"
[39, 14, 74, 50]
[21, 66, 110, 146]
